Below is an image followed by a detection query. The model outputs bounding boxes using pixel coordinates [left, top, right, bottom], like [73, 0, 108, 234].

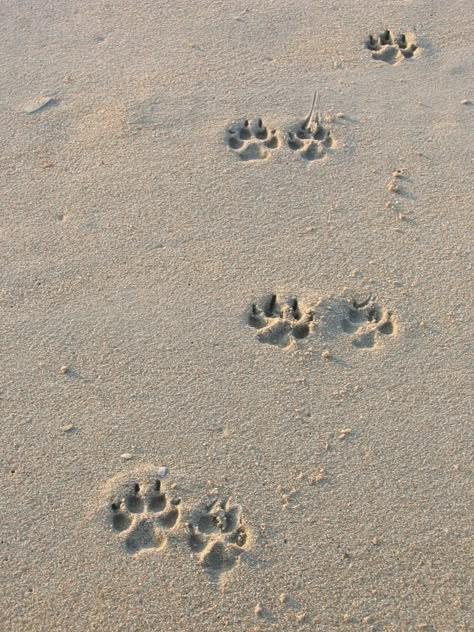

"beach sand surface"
[1, 0, 473, 630]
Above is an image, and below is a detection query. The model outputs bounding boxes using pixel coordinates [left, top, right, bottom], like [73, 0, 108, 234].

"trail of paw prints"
[286, 91, 335, 162]
[187, 496, 249, 580]
[108, 470, 182, 555]
[248, 293, 314, 348]
[225, 118, 279, 161]
[366, 30, 418, 64]
[341, 296, 395, 349]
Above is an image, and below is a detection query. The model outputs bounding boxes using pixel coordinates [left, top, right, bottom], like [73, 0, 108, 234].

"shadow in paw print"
[107, 470, 182, 555]
[125, 483, 145, 513]
[111, 505, 131, 532]
[352, 331, 376, 349]
[146, 479, 167, 512]
[200, 540, 240, 574]
[366, 30, 418, 64]
[225, 118, 280, 161]
[286, 91, 335, 162]
[248, 293, 314, 347]
[187, 496, 249, 580]
[160, 502, 180, 529]
[125, 518, 165, 554]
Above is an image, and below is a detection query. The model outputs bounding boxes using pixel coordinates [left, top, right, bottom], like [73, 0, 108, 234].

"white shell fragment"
[120, 453, 133, 460]
[158, 466, 169, 479]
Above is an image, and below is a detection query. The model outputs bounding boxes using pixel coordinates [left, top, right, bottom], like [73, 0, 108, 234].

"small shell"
[120, 453, 133, 460]
[158, 466, 169, 479]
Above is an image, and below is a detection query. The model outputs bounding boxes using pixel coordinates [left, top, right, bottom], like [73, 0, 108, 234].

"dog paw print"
[108, 474, 182, 555]
[248, 293, 314, 348]
[286, 91, 335, 161]
[187, 496, 248, 578]
[366, 30, 418, 64]
[341, 296, 396, 349]
[225, 118, 280, 161]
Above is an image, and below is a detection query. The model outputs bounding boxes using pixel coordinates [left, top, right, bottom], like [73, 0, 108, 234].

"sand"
[1, 0, 473, 630]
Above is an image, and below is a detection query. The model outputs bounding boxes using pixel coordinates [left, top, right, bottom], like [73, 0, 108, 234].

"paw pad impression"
[100, 468, 251, 580]
[225, 118, 279, 161]
[366, 30, 418, 64]
[341, 296, 396, 348]
[248, 292, 398, 352]
[248, 293, 314, 347]
[187, 496, 249, 577]
[106, 467, 181, 555]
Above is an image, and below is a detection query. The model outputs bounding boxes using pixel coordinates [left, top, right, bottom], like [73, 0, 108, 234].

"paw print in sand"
[248, 293, 314, 348]
[106, 467, 182, 555]
[286, 91, 335, 161]
[342, 296, 396, 349]
[366, 30, 418, 64]
[187, 496, 249, 578]
[225, 118, 280, 161]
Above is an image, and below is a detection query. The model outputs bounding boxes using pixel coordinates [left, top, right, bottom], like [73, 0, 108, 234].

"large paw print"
[248, 293, 314, 347]
[366, 30, 418, 64]
[342, 296, 395, 349]
[187, 496, 248, 578]
[108, 474, 182, 555]
[225, 118, 279, 161]
[286, 92, 334, 161]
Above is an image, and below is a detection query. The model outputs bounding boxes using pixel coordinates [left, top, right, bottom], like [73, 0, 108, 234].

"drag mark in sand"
[21, 96, 59, 114]
[286, 91, 335, 162]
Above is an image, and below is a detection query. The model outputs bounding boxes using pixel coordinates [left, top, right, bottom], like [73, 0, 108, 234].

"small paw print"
[109, 475, 181, 555]
[225, 118, 280, 161]
[248, 293, 314, 347]
[366, 30, 418, 64]
[187, 496, 248, 577]
[286, 91, 335, 161]
[342, 297, 395, 348]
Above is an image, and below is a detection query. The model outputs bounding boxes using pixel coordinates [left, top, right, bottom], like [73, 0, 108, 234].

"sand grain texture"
[1, 0, 473, 630]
